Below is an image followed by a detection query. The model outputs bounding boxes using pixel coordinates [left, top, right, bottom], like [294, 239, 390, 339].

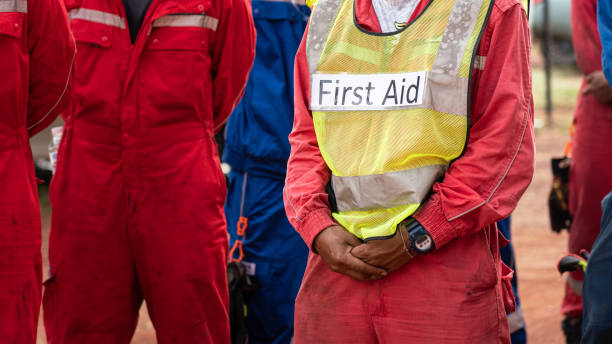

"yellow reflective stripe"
[332, 164, 446, 213]
[152, 14, 219, 31]
[69, 8, 126, 29]
[324, 40, 380, 65]
[0, 0, 27, 13]
[333, 203, 420, 240]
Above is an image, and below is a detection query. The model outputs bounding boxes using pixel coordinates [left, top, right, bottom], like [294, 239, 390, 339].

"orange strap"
[564, 123, 575, 157]
[229, 216, 249, 263]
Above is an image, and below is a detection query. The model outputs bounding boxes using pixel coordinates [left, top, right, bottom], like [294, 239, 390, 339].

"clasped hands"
[313, 225, 415, 281]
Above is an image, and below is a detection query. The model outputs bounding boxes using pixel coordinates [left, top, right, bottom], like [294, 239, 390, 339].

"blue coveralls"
[598, 0, 612, 83]
[582, 192, 612, 343]
[498, 218, 528, 344]
[223, 2, 310, 343]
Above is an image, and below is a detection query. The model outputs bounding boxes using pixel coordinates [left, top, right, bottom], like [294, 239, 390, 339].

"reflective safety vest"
[307, 0, 494, 240]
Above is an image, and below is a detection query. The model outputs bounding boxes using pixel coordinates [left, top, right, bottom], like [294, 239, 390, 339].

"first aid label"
[310, 71, 427, 111]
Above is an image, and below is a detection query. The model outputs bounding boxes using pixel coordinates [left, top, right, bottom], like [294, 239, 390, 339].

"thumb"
[583, 83, 594, 95]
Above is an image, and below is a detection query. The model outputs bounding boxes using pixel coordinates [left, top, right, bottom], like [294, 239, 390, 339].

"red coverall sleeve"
[413, 3, 535, 249]
[210, 0, 256, 133]
[571, 0, 602, 75]
[26, 0, 75, 137]
[284, 26, 338, 249]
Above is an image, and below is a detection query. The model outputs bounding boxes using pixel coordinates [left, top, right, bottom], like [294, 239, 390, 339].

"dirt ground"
[33, 66, 582, 343]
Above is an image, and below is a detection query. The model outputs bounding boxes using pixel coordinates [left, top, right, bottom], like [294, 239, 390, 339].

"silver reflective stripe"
[152, 14, 219, 31]
[332, 165, 447, 213]
[422, 71, 468, 116]
[567, 274, 583, 296]
[0, 0, 27, 13]
[507, 307, 526, 334]
[69, 8, 126, 29]
[474, 55, 486, 70]
[432, 0, 485, 75]
[310, 71, 468, 116]
[305, 0, 342, 74]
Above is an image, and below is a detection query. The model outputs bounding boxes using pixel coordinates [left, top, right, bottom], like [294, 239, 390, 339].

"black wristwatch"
[401, 218, 435, 254]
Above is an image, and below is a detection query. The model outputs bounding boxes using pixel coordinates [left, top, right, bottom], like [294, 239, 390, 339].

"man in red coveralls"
[561, 1, 612, 342]
[42, 1, 255, 343]
[284, 0, 534, 342]
[0, 0, 74, 342]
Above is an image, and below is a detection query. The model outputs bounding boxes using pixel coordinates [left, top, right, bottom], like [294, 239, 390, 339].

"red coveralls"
[284, 0, 535, 342]
[0, 0, 74, 342]
[562, 0, 612, 317]
[42, 1, 255, 343]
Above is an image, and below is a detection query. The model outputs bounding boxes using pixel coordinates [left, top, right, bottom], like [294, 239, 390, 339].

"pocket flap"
[0, 12, 24, 38]
[71, 17, 113, 47]
[146, 27, 206, 51]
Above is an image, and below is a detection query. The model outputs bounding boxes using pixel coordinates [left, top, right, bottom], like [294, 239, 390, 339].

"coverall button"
[101, 36, 109, 42]
[254, 8, 260, 15]
[198, 4, 204, 11]
[152, 38, 159, 44]
[14, 23, 19, 29]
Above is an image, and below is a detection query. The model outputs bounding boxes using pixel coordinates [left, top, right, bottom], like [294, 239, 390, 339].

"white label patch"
[310, 72, 427, 111]
[242, 261, 256, 276]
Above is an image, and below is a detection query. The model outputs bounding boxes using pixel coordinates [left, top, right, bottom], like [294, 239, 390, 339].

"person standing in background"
[561, 1, 612, 343]
[43, 1, 255, 343]
[223, 1, 310, 342]
[0, 0, 74, 342]
[579, 3, 612, 343]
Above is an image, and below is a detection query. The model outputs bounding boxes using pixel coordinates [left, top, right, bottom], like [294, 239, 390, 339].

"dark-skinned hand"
[313, 225, 388, 281]
[351, 227, 415, 273]
[584, 71, 612, 108]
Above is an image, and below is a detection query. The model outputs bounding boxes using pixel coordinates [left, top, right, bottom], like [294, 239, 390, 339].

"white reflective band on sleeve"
[567, 274, 583, 296]
[69, 8, 126, 29]
[152, 14, 219, 31]
[0, 0, 27, 13]
[474, 55, 487, 70]
[311, 71, 427, 111]
[507, 307, 526, 334]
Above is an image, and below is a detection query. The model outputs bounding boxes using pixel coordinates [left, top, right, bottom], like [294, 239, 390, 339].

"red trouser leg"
[295, 228, 509, 344]
[43, 135, 142, 344]
[0, 148, 42, 344]
[129, 139, 230, 344]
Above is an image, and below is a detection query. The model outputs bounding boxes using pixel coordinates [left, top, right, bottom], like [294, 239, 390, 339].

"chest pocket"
[0, 12, 25, 43]
[139, 13, 216, 129]
[69, 14, 118, 120]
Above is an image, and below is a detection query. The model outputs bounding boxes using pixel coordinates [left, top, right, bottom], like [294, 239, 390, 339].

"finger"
[583, 84, 594, 95]
[343, 253, 387, 278]
[350, 244, 368, 259]
[343, 233, 363, 247]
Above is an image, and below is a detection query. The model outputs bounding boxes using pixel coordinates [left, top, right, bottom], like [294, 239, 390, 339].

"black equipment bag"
[227, 261, 258, 344]
[549, 157, 573, 232]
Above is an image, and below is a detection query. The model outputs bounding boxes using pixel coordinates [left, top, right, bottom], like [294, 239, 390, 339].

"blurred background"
[30, 0, 584, 342]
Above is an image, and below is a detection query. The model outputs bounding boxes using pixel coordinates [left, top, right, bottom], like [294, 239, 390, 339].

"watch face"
[415, 234, 433, 252]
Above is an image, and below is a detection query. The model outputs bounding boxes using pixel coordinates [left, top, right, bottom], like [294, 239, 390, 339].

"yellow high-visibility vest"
[307, 0, 494, 240]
